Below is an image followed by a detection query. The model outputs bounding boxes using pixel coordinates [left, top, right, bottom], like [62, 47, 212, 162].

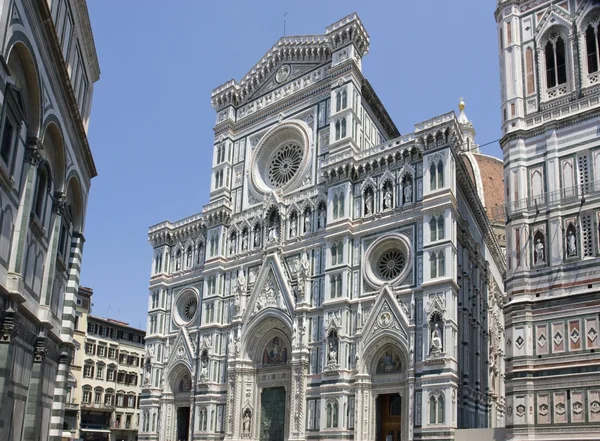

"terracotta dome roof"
[462, 153, 505, 224]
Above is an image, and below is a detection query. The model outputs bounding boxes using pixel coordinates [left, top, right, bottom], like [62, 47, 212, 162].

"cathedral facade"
[140, 14, 505, 441]
[497, 1, 600, 440]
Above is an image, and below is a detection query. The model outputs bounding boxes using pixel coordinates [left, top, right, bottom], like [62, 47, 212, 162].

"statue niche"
[262, 337, 288, 367]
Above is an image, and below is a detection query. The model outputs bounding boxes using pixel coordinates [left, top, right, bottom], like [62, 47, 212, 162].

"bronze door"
[260, 387, 286, 441]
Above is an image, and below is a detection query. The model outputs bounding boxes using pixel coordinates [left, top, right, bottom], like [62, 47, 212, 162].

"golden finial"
[458, 97, 465, 112]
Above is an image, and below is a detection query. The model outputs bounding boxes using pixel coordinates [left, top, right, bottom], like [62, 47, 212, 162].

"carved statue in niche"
[254, 226, 262, 248]
[566, 222, 577, 257]
[243, 409, 251, 434]
[236, 267, 246, 293]
[298, 252, 310, 297]
[384, 187, 393, 210]
[290, 214, 297, 237]
[262, 337, 287, 366]
[229, 234, 236, 255]
[144, 352, 152, 386]
[186, 247, 193, 267]
[403, 177, 413, 204]
[268, 225, 277, 242]
[534, 231, 545, 264]
[430, 323, 442, 352]
[376, 350, 402, 374]
[175, 250, 182, 271]
[304, 210, 311, 234]
[200, 350, 209, 380]
[365, 190, 373, 215]
[268, 211, 280, 243]
[328, 338, 338, 363]
[318, 207, 326, 230]
[241, 230, 248, 251]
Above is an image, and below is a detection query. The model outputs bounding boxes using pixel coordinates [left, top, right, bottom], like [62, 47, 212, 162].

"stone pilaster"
[0, 301, 19, 440]
[22, 334, 48, 441]
[8, 142, 42, 276]
[48, 349, 71, 441]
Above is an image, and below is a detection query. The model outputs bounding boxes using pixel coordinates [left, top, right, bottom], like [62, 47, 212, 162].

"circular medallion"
[276, 64, 291, 83]
[378, 312, 392, 327]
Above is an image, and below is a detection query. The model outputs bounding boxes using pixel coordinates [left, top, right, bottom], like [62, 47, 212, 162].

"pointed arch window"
[429, 393, 445, 424]
[430, 215, 445, 241]
[430, 253, 437, 279]
[335, 120, 341, 140]
[326, 400, 339, 428]
[333, 191, 345, 219]
[437, 161, 444, 188]
[335, 91, 341, 112]
[525, 47, 535, 95]
[341, 89, 347, 109]
[341, 118, 347, 138]
[430, 160, 444, 191]
[585, 22, 600, 74]
[430, 217, 438, 242]
[545, 35, 567, 89]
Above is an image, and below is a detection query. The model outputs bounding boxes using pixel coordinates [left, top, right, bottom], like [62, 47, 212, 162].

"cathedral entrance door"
[376, 394, 401, 441]
[176, 406, 190, 441]
[260, 387, 286, 441]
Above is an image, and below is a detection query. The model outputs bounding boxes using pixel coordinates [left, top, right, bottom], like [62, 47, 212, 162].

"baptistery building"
[140, 14, 505, 441]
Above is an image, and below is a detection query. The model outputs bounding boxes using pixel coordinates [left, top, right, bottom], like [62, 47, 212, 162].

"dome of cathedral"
[462, 153, 505, 224]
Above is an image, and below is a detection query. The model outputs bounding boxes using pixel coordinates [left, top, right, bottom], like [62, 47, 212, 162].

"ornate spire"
[457, 97, 478, 152]
[457, 97, 471, 126]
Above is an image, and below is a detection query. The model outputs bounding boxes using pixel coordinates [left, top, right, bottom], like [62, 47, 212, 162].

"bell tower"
[496, 1, 600, 440]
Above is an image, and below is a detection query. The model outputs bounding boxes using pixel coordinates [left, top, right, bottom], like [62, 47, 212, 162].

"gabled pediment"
[248, 63, 324, 100]
[535, 6, 573, 41]
[361, 286, 411, 350]
[211, 13, 370, 110]
[242, 253, 295, 330]
[165, 326, 195, 373]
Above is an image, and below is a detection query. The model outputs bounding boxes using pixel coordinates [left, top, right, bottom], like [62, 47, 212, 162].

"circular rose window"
[174, 290, 199, 325]
[250, 121, 311, 196]
[268, 142, 303, 188]
[364, 234, 412, 288]
[377, 249, 406, 281]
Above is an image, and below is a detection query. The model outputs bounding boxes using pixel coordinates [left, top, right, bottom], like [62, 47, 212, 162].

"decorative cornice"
[35, 0, 97, 179]
[211, 13, 369, 111]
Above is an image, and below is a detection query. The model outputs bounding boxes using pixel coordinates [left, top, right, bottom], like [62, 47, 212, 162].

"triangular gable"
[248, 63, 324, 100]
[535, 6, 572, 40]
[242, 253, 295, 329]
[361, 286, 411, 350]
[165, 326, 195, 373]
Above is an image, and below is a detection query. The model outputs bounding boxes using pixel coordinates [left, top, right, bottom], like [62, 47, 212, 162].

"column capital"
[53, 192, 67, 215]
[26, 143, 43, 167]
[0, 308, 19, 344]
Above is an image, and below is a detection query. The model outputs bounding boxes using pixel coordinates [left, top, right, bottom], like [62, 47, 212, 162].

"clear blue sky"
[82, 1, 502, 330]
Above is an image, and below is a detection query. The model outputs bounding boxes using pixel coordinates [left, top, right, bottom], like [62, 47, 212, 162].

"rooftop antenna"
[283, 12, 288, 36]
[106, 304, 111, 318]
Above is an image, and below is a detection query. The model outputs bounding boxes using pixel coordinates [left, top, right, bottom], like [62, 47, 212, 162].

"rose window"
[175, 290, 199, 325]
[183, 297, 198, 321]
[267, 142, 304, 188]
[376, 249, 406, 280]
[250, 121, 311, 196]
[363, 233, 412, 287]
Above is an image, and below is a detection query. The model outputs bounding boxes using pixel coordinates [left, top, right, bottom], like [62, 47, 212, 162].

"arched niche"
[5, 38, 41, 138]
[241, 315, 292, 367]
